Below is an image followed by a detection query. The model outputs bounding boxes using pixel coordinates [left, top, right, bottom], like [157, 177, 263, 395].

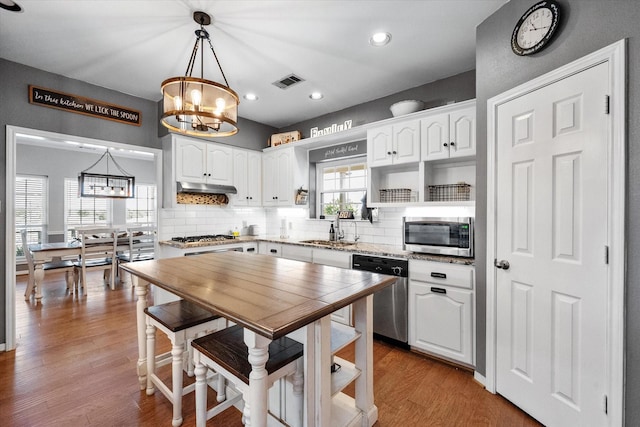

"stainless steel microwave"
[403, 217, 474, 257]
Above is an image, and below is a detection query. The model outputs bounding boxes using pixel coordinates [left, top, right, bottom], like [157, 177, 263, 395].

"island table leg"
[354, 294, 378, 426]
[244, 328, 272, 427]
[133, 276, 150, 390]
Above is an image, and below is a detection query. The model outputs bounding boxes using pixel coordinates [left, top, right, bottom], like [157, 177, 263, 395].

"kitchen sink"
[300, 239, 357, 247]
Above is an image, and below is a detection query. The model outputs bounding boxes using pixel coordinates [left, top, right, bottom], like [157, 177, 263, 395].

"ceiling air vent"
[272, 74, 305, 89]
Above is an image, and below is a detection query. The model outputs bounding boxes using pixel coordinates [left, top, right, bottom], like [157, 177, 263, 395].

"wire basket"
[379, 188, 412, 203]
[428, 183, 471, 202]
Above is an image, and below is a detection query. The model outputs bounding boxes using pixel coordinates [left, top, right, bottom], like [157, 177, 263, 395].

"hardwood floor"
[1, 271, 542, 426]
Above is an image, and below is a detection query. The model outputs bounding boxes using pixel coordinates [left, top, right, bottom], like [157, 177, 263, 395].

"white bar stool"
[145, 299, 227, 427]
[191, 325, 304, 427]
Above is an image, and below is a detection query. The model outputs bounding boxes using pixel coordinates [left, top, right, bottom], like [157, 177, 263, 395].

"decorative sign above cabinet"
[28, 85, 142, 126]
[308, 140, 366, 163]
[310, 119, 353, 138]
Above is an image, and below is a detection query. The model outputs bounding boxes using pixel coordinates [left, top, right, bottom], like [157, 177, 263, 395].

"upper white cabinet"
[175, 137, 233, 185]
[421, 105, 475, 161]
[232, 148, 262, 207]
[262, 145, 308, 207]
[367, 120, 421, 167]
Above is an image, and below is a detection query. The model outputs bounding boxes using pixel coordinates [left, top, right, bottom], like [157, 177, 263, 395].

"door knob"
[494, 259, 510, 270]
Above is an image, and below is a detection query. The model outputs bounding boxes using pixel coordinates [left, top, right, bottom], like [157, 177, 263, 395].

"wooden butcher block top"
[121, 251, 395, 340]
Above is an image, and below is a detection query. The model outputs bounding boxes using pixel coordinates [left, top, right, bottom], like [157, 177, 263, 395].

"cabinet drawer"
[409, 259, 474, 289]
[281, 244, 313, 262]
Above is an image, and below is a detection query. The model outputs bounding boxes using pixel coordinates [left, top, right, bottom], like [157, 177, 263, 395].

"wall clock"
[511, 1, 561, 56]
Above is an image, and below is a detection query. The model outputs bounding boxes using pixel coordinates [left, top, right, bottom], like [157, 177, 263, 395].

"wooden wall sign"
[28, 85, 142, 126]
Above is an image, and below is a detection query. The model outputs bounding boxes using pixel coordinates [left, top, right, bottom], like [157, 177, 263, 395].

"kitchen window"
[15, 174, 48, 257]
[316, 158, 367, 219]
[126, 184, 157, 225]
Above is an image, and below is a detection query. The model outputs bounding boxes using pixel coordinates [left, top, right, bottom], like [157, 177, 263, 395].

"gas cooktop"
[171, 234, 235, 243]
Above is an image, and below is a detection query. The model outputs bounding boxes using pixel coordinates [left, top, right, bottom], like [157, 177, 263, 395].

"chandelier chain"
[81, 150, 133, 177]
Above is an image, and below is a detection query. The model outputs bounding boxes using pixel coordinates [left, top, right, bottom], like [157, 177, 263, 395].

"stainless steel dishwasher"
[352, 254, 409, 346]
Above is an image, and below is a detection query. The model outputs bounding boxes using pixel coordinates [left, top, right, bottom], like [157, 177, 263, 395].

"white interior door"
[495, 62, 609, 426]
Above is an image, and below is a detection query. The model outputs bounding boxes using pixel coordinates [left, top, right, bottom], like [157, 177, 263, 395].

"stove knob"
[392, 266, 403, 276]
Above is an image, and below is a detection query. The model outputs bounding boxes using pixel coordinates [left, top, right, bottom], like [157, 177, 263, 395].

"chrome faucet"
[335, 216, 345, 240]
[350, 221, 360, 242]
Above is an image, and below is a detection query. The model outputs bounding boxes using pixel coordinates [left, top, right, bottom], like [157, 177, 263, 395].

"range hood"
[176, 181, 238, 195]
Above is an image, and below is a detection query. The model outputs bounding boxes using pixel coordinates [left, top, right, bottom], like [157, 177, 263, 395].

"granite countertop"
[159, 236, 474, 266]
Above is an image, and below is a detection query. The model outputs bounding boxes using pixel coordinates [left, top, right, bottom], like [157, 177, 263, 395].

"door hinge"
[604, 394, 608, 414]
[605, 245, 609, 264]
[605, 95, 610, 114]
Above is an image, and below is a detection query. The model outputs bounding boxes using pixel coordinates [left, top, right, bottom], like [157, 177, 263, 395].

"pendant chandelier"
[78, 150, 135, 199]
[160, 11, 239, 137]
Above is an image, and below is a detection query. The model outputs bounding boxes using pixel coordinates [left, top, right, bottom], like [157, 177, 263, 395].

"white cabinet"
[262, 146, 307, 207]
[175, 137, 233, 185]
[367, 120, 421, 167]
[408, 259, 474, 366]
[232, 148, 262, 206]
[258, 241, 282, 257]
[312, 249, 352, 325]
[421, 105, 475, 161]
[282, 244, 313, 262]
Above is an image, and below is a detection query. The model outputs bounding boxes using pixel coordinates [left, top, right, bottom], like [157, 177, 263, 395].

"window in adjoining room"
[15, 174, 47, 257]
[64, 177, 110, 240]
[126, 184, 157, 225]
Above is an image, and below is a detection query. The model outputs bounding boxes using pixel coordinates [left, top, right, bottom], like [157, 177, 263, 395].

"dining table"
[27, 240, 81, 301]
[27, 233, 132, 301]
[121, 251, 396, 427]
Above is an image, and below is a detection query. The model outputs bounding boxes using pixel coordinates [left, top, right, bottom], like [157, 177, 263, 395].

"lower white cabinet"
[259, 241, 282, 256]
[408, 259, 474, 366]
[312, 249, 352, 326]
[282, 244, 313, 262]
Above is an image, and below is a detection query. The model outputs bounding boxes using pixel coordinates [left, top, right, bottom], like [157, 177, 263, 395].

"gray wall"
[279, 70, 476, 136]
[475, 0, 640, 423]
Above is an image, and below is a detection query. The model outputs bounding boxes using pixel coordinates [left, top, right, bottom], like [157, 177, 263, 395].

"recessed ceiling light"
[244, 93, 258, 101]
[370, 32, 391, 47]
[309, 92, 324, 100]
[0, 0, 22, 12]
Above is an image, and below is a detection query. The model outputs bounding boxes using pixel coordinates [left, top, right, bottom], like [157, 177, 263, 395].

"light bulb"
[191, 89, 202, 110]
[110, 187, 115, 195]
[215, 97, 226, 115]
[173, 95, 182, 110]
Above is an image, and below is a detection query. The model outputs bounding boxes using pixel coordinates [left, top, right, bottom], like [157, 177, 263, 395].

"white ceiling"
[0, 0, 505, 128]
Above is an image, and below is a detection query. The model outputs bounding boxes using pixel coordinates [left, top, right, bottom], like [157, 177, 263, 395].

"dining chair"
[117, 225, 156, 282]
[20, 229, 75, 298]
[73, 227, 118, 292]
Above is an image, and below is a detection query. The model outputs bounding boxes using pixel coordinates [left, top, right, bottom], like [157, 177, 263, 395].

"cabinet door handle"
[431, 287, 447, 294]
[387, 151, 392, 155]
[246, 248, 255, 252]
[270, 249, 278, 254]
[450, 141, 456, 146]
[443, 143, 448, 147]
[392, 151, 397, 155]
[430, 272, 447, 279]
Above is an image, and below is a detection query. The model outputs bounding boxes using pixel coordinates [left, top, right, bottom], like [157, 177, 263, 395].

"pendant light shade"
[161, 11, 239, 137]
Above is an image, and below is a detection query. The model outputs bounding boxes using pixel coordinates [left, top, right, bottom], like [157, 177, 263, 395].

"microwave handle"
[430, 272, 447, 279]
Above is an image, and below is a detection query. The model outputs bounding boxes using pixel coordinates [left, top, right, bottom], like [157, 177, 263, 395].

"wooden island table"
[121, 251, 395, 427]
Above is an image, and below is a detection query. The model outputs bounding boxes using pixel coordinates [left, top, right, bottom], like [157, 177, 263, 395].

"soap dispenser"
[329, 223, 336, 241]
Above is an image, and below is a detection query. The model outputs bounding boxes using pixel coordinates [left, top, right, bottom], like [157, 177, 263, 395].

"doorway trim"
[5, 125, 163, 351]
[485, 39, 626, 426]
